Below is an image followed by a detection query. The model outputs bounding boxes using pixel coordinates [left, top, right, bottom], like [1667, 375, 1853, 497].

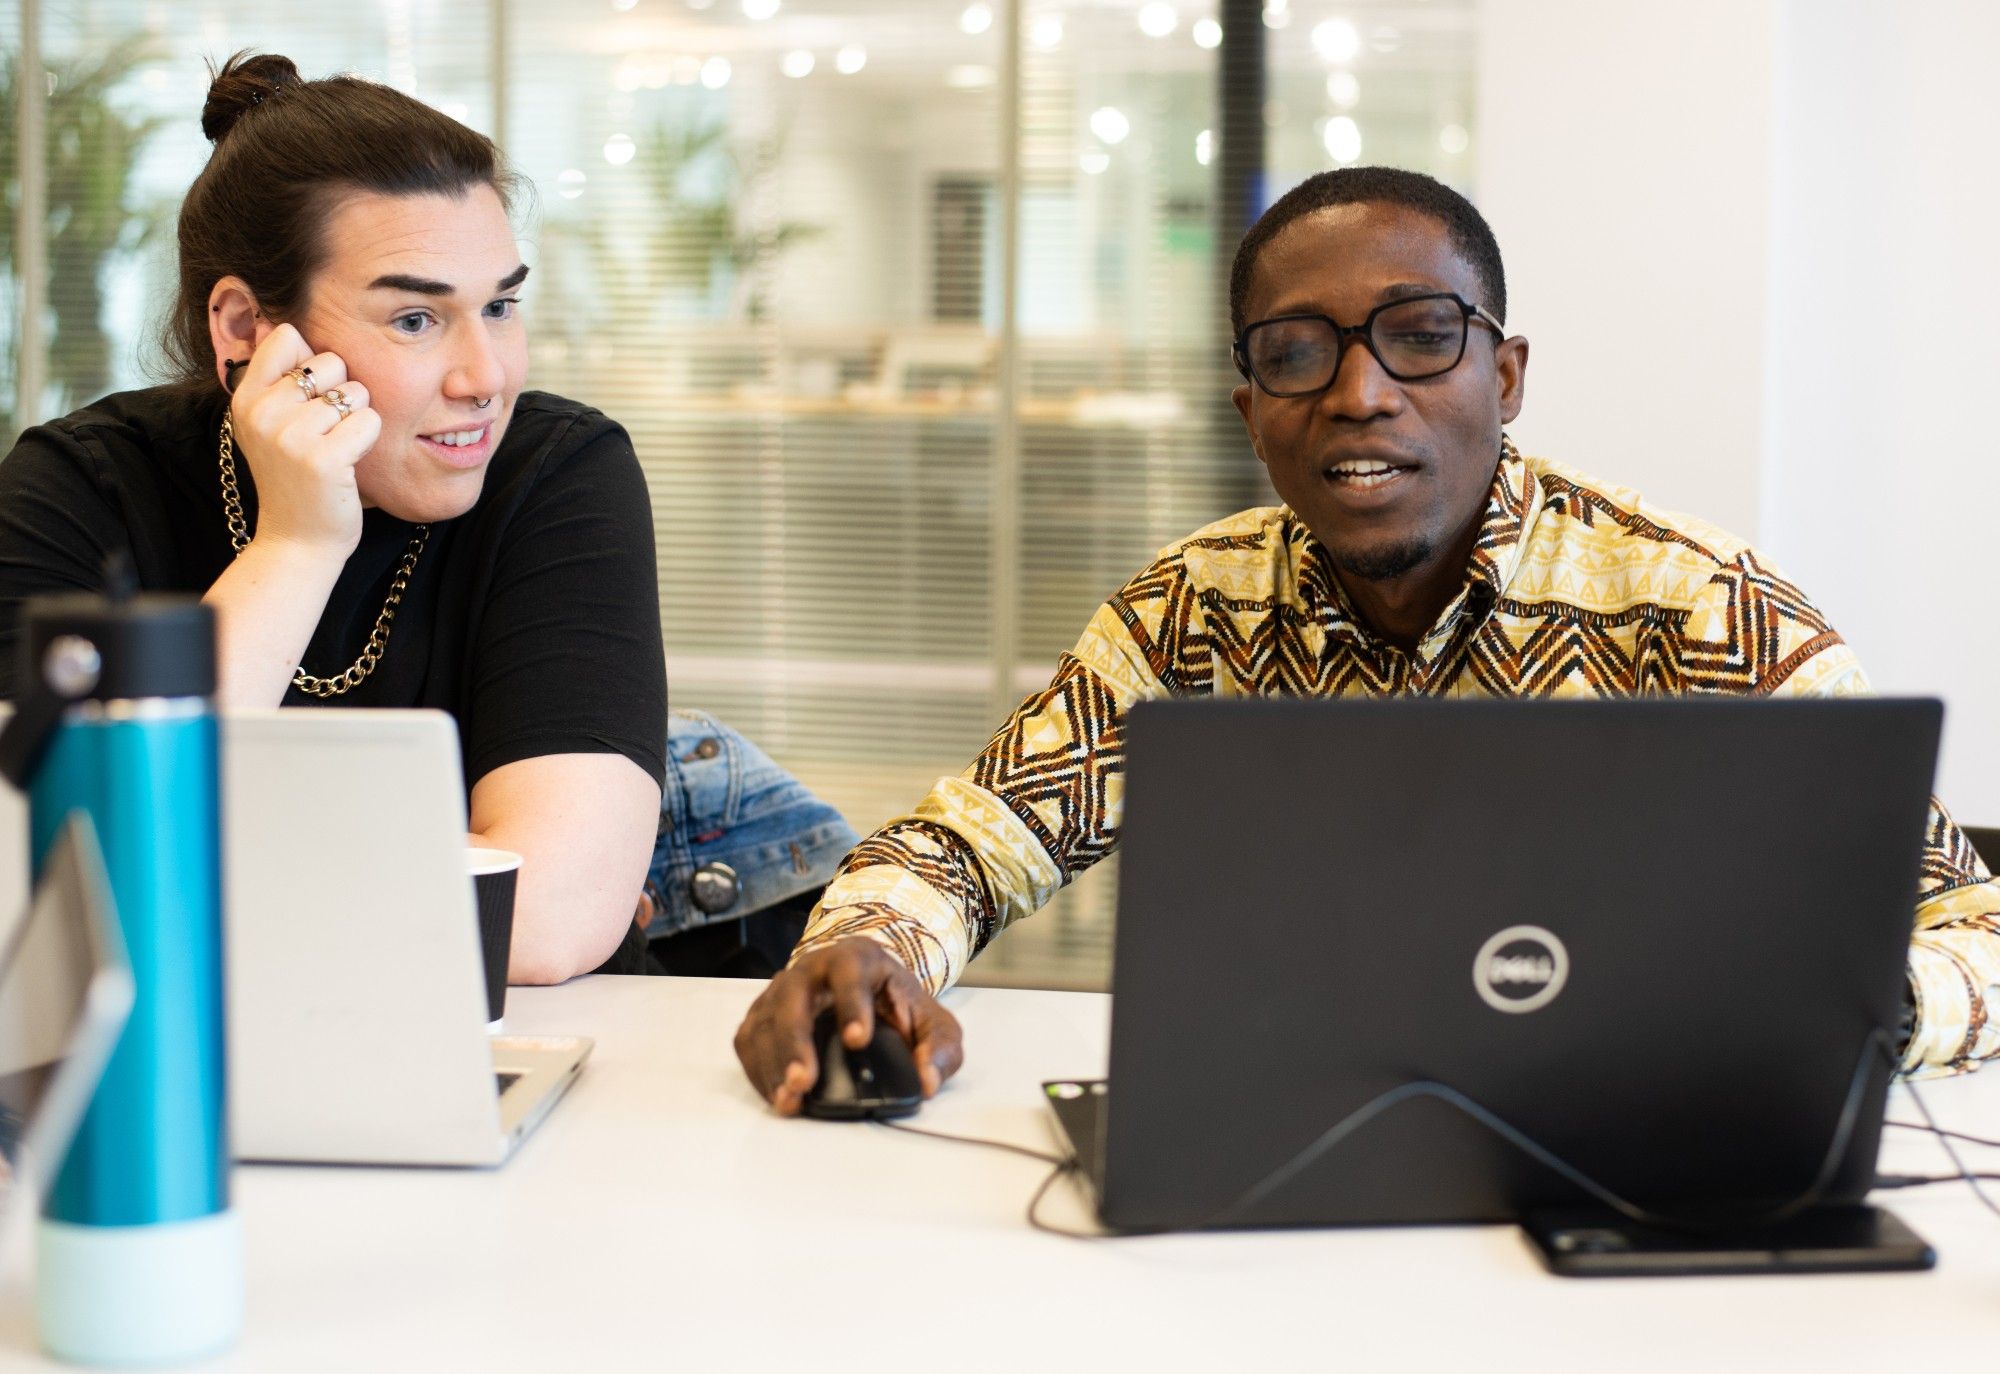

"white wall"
[1477, 0, 2000, 820]
[1763, 0, 2000, 820]
[1476, 0, 1779, 538]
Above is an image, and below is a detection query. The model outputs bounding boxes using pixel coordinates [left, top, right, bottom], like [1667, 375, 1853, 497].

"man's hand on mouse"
[734, 938, 964, 1115]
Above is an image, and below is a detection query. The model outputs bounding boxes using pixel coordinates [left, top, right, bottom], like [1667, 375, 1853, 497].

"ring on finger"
[319, 387, 353, 420]
[287, 366, 318, 401]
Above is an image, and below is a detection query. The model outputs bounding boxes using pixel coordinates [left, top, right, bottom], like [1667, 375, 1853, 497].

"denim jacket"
[643, 710, 859, 939]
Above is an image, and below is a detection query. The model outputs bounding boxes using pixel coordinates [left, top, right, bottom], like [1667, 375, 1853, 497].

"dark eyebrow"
[1378, 281, 1451, 302]
[367, 272, 453, 296]
[366, 263, 531, 296]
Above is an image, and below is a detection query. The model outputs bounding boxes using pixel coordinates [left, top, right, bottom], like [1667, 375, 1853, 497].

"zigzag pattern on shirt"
[793, 900, 953, 989]
[969, 655, 1127, 875]
[1536, 473, 1723, 561]
[840, 822, 1002, 950]
[1110, 570, 1212, 692]
[1674, 554, 1841, 694]
[1468, 456, 1528, 572]
[1921, 806, 1993, 896]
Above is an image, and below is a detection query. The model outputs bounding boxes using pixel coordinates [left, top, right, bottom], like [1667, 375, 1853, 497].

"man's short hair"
[1228, 166, 1508, 336]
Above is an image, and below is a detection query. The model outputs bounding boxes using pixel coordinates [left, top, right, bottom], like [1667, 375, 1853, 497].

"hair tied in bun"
[200, 50, 302, 145]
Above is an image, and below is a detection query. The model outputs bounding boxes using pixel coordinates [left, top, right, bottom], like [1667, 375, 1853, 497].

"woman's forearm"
[468, 752, 662, 984]
[201, 537, 346, 708]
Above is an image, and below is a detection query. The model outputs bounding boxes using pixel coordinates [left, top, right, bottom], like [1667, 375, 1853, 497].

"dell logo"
[1488, 954, 1555, 986]
[1473, 925, 1570, 1014]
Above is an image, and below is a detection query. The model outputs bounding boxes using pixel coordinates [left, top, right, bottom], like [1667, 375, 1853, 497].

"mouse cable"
[1874, 1172, 2000, 1189]
[1885, 1120, 2000, 1149]
[869, 1118, 1072, 1167]
[1880, 1074, 2000, 1223]
[863, 1119, 1095, 1238]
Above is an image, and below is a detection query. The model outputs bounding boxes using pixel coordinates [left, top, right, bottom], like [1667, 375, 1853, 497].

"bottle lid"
[21, 593, 216, 703]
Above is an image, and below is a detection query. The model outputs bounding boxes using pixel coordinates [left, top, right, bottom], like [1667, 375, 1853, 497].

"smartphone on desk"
[1521, 1204, 1935, 1278]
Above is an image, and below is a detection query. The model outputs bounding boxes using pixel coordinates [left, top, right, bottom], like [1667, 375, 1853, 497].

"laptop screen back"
[1101, 697, 1940, 1231]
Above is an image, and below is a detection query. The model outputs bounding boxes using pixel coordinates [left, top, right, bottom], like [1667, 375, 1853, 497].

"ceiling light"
[603, 133, 636, 165]
[961, 3, 993, 34]
[1439, 122, 1470, 155]
[1192, 17, 1222, 48]
[836, 44, 867, 74]
[1326, 71, 1359, 109]
[1089, 106, 1131, 145]
[1080, 151, 1110, 175]
[1194, 129, 1214, 166]
[1312, 18, 1360, 63]
[1031, 14, 1064, 47]
[945, 64, 996, 88]
[1262, 0, 1290, 30]
[1322, 115, 1361, 164]
[1138, 3, 1178, 37]
[557, 168, 586, 199]
[701, 56, 732, 88]
[781, 49, 815, 78]
[742, 0, 778, 16]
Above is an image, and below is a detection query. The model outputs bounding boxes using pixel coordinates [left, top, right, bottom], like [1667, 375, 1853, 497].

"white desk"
[3, 976, 1999, 1371]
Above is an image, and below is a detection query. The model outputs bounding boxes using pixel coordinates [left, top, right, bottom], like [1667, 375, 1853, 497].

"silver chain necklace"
[217, 412, 430, 698]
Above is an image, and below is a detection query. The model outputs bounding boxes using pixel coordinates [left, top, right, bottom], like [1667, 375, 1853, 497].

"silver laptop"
[1, 814, 135, 1232]
[223, 709, 590, 1167]
[0, 703, 590, 1167]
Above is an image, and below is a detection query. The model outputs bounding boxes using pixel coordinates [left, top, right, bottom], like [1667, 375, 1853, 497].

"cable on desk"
[1875, 1172, 2000, 1189]
[870, 1118, 1072, 1167]
[1887, 1076, 2000, 1223]
[1886, 1120, 2000, 1150]
[863, 1119, 1101, 1238]
[1025, 1159, 1101, 1240]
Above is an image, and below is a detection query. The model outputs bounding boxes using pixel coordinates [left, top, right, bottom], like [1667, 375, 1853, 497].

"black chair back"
[1961, 826, 2000, 871]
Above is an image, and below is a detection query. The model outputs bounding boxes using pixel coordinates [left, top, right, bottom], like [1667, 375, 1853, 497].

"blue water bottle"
[0, 585, 241, 1364]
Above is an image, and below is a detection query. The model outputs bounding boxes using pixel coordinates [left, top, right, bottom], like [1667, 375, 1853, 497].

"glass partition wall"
[3, 0, 1476, 989]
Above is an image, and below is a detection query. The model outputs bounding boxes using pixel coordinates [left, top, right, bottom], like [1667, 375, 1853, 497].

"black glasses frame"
[1232, 292, 1505, 398]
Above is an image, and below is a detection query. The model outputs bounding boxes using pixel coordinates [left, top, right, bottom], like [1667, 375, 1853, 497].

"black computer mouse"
[801, 1008, 924, 1120]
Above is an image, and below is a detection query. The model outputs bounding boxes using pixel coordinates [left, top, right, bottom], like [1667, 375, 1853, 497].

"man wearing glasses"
[734, 167, 2000, 1108]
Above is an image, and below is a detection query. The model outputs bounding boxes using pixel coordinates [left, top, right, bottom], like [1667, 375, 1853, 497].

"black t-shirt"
[0, 385, 667, 792]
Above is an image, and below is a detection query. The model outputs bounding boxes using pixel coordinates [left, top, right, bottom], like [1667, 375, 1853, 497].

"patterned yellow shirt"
[797, 443, 2000, 1076]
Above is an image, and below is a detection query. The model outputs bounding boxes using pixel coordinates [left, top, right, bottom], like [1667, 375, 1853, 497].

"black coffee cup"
[466, 848, 521, 1026]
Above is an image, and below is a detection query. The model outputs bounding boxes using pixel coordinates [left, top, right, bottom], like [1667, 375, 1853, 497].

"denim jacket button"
[689, 861, 741, 914]
[692, 737, 722, 760]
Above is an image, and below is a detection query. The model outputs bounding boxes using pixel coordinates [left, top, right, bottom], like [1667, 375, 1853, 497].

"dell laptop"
[1046, 697, 1939, 1243]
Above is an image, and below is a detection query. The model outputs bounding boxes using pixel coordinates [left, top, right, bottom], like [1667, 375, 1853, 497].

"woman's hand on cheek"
[229, 323, 379, 564]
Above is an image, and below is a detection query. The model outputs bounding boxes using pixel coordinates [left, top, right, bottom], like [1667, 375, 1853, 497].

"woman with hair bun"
[0, 53, 667, 982]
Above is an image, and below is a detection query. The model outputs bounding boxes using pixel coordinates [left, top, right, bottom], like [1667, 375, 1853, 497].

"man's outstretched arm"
[737, 555, 1210, 1111]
